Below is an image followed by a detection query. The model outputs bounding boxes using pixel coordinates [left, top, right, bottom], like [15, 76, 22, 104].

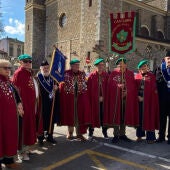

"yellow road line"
[43, 150, 87, 170]
[88, 152, 107, 170]
[87, 150, 154, 170]
[43, 149, 154, 170]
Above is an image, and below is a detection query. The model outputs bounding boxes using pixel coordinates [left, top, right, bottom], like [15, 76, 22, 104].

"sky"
[1, 0, 25, 41]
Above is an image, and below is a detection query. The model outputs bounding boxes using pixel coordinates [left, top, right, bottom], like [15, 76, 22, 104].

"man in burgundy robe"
[104, 58, 139, 143]
[60, 59, 91, 141]
[0, 59, 24, 169]
[12, 54, 37, 160]
[87, 58, 109, 140]
[135, 60, 159, 143]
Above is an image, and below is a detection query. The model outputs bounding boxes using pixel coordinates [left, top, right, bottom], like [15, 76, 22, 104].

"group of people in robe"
[0, 50, 170, 169]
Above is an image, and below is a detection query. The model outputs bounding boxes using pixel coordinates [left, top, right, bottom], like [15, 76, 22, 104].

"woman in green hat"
[135, 60, 159, 144]
[87, 58, 109, 140]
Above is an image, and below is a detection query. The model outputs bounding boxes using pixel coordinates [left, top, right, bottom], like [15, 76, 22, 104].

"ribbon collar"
[38, 72, 53, 93]
[161, 61, 170, 91]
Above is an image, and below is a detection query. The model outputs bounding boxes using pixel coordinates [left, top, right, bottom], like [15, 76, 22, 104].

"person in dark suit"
[37, 60, 60, 145]
[155, 51, 170, 144]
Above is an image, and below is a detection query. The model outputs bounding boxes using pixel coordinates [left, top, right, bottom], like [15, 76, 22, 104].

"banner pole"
[121, 57, 124, 124]
[48, 89, 56, 134]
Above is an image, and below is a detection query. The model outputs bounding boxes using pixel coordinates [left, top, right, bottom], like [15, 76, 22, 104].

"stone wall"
[25, 2, 46, 68]
[46, 0, 82, 69]
[25, 0, 170, 71]
[25, 7, 33, 55]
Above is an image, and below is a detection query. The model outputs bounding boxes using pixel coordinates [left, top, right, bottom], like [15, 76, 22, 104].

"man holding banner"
[104, 11, 139, 143]
[104, 58, 139, 143]
[59, 59, 91, 141]
[36, 60, 60, 145]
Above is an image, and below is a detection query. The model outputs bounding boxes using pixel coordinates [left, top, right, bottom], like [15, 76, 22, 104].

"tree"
[0, 0, 4, 38]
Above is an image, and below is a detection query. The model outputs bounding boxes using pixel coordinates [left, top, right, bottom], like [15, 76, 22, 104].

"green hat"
[18, 54, 32, 61]
[115, 58, 126, 65]
[94, 58, 104, 66]
[137, 60, 148, 69]
[70, 58, 80, 65]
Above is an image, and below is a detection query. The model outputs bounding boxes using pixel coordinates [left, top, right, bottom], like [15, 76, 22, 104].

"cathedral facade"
[25, 0, 170, 71]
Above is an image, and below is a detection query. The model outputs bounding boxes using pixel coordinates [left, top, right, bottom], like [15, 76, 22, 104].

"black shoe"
[167, 140, 170, 144]
[87, 135, 93, 141]
[37, 135, 44, 146]
[47, 137, 57, 144]
[119, 135, 131, 142]
[38, 140, 44, 146]
[156, 138, 165, 143]
[88, 132, 93, 137]
[103, 134, 109, 139]
[111, 136, 119, 143]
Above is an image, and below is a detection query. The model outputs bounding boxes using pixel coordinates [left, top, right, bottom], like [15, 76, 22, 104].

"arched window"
[156, 31, 165, 40]
[140, 26, 150, 37]
[17, 45, 21, 57]
[59, 13, 67, 28]
[89, 0, 92, 7]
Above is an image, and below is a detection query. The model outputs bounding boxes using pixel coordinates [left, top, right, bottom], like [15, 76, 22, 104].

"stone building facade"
[25, 0, 170, 71]
[0, 37, 24, 60]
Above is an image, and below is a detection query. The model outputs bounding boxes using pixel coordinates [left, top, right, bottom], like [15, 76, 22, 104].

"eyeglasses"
[0, 67, 12, 70]
[22, 60, 32, 63]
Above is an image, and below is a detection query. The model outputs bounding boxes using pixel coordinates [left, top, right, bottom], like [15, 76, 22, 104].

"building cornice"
[122, 0, 167, 16]
[167, 11, 170, 16]
[45, 0, 56, 6]
[136, 37, 170, 47]
[25, 3, 45, 11]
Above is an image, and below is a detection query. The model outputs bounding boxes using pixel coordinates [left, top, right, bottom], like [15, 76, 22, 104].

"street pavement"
[2, 126, 170, 170]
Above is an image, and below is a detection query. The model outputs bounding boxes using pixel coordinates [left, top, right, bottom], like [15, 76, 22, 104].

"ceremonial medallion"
[49, 92, 54, 99]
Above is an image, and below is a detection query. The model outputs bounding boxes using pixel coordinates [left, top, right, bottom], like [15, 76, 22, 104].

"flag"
[50, 48, 66, 83]
[109, 11, 136, 55]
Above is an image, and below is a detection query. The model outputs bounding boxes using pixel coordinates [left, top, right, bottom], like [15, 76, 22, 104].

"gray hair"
[0, 59, 12, 67]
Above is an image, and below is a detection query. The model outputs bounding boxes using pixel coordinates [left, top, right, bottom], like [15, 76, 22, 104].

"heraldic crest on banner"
[109, 11, 136, 55]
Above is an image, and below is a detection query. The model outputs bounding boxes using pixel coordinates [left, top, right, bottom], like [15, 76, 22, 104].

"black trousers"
[158, 93, 170, 140]
[159, 113, 170, 140]
[0, 157, 14, 165]
[89, 102, 107, 136]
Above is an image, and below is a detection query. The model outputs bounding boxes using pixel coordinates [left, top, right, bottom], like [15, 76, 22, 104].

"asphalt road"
[2, 126, 170, 170]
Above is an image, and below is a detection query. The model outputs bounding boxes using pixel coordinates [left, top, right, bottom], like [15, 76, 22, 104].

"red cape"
[135, 72, 159, 130]
[87, 71, 108, 127]
[0, 75, 18, 158]
[104, 68, 139, 126]
[59, 70, 91, 134]
[12, 67, 37, 146]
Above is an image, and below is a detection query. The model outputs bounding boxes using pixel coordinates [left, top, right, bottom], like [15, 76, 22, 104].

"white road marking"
[103, 143, 170, 163]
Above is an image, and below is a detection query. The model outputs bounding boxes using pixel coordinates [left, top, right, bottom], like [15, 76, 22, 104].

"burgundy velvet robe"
[104, 68, 139, 126]
[59, 70, 91, 134]
[135, 72, 159, 131]
[0, 75, 18, 158]
[12, 67, 36, 146]
[87, 71, 108, 127]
